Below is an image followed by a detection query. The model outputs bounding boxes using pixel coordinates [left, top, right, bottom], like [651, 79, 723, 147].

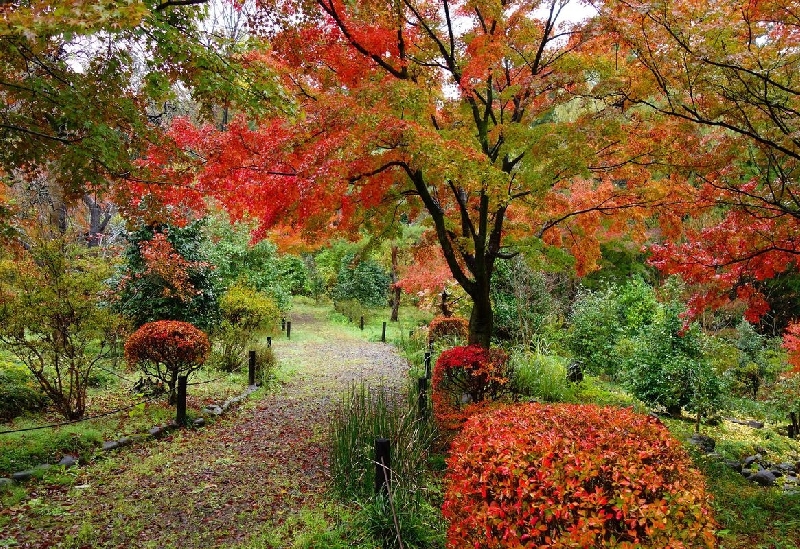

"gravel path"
[0, 305, 409, 548]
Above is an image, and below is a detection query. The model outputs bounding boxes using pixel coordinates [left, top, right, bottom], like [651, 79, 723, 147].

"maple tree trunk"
[468, 283, 493, 349]
[390, 245, 400, 322]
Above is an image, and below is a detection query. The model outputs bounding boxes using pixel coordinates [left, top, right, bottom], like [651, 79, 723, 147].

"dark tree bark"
[390, 244, 400, 322]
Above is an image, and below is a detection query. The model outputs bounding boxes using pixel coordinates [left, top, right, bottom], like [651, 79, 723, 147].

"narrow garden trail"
[3, 305, 409, 548]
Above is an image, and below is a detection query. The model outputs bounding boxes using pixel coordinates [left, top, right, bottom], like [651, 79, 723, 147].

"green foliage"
[508, 350, 577, 403]
[444, 403, 718, 548]
[567, 277, 658, 376]
[0, 236, 122, 420]
[212, 284, 280, 372]
[725, 320, 783, 399]
[329, 382, 435, 502]
[201, 212, 297, 310]
[277, 254, 311, 296]
[332, 253, 390, 308]
[0, 359, 49, 421]
[490, 258, 567, 344]
[309, 239, 360, 298]
[353, 490, 445, 549]
[621, 304, 723, 417]
[252, 341, 277, 386]
[0, 425, 103, 476]
[114, 220, 219, 330]
[333, 299, 369, 324]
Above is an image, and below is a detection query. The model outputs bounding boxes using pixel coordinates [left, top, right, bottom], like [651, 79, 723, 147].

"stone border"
[0, 385, 260, 487]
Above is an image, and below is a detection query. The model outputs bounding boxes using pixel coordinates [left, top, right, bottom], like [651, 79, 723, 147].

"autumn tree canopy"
[595, 0, 800, 322]
[134, 0, 667, 346]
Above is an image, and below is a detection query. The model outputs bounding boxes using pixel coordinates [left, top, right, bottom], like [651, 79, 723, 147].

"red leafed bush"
[443, 403, 718, 549]
[125, 320, 210, 403]
[432, 345, 509, 431]
[428, 315, 469, 343]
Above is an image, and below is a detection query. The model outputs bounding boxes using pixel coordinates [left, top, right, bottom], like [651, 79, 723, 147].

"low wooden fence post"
[418, 377, 428, 419]
[424, 352, 432, 379]
[287, 321, 292, 339]
[176, 375, 188, 426]
[248, 350, 256, 385]
[381, 321, 387, 342]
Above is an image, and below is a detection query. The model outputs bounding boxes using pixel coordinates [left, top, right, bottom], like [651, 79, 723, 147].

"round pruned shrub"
[432, 345, 509, 431]
[428, 315, 469, 345]
[124, 320, 210, 404]
[443, 403, 718, 549]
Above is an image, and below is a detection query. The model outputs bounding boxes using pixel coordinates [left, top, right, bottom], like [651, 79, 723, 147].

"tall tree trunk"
[390, 245, 400, 321]
[468, 278, 493, 348]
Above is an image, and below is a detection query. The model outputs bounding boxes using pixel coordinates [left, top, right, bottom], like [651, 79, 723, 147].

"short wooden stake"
[360, 315, 364, 330]
[281, 317, 286, 331]
[424, 352, 432, 379]
[176, 375, 188, 426]
[286, 321, 291, 339]
[381, 321, 387, 342]
[248, 350, 256, 385]
[375, 438, 391, 495]
[267, 336, 272, 348]
[418, 376, 428, 419]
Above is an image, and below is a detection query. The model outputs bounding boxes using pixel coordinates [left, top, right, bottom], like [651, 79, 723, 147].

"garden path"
[2, 305, 408, 548]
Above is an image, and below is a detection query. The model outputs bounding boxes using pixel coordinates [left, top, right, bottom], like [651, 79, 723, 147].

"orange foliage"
[444, 404, 718, 549]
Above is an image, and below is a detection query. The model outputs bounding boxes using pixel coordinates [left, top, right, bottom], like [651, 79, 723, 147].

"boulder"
[193, 417, 205, 427]
[0, 477, 13, 488]
[203, 405, 223, 416]
[688, 433, 715, 454]
[726, 460, 743, 473]
[743, 454, 762, 468]
[58, 455, 78, 467]
[748, 470, 777, 487]
[102, 440, 120, 451]
[747, 420, 765, 429]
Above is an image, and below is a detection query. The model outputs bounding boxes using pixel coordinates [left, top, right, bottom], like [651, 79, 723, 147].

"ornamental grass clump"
[432, 344, 509, 432]
[443, 403, 718, 549]
[124, 320, 210, 405]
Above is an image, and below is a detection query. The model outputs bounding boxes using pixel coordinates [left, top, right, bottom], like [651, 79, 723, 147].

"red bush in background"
[443, 403, 717, 548]
[428, 315, 469, 343]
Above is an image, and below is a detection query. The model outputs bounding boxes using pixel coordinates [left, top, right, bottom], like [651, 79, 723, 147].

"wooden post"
[381, 321, 387, 342]
[248, 350, 256, 385]
[267, 336, 272, 348]
[281, 317, 286, 331]
[792, 412, 799, 439]
[790, 425, 796, 439]
[360, 315, 364, 330]
[286, 321, 291, 339]
[176, 375, 188, 426]
[375, 438, 391, 495]
[418, 377, 428, 419]
[424, 352, 432, 379]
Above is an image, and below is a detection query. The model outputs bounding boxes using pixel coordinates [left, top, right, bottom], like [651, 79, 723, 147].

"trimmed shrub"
[443, 403, 718, 549]
[213, 284, 280, 372]
[432, 345, 509, 431]
[124, 320, 210, 404]
[428, 315, 469, 345]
